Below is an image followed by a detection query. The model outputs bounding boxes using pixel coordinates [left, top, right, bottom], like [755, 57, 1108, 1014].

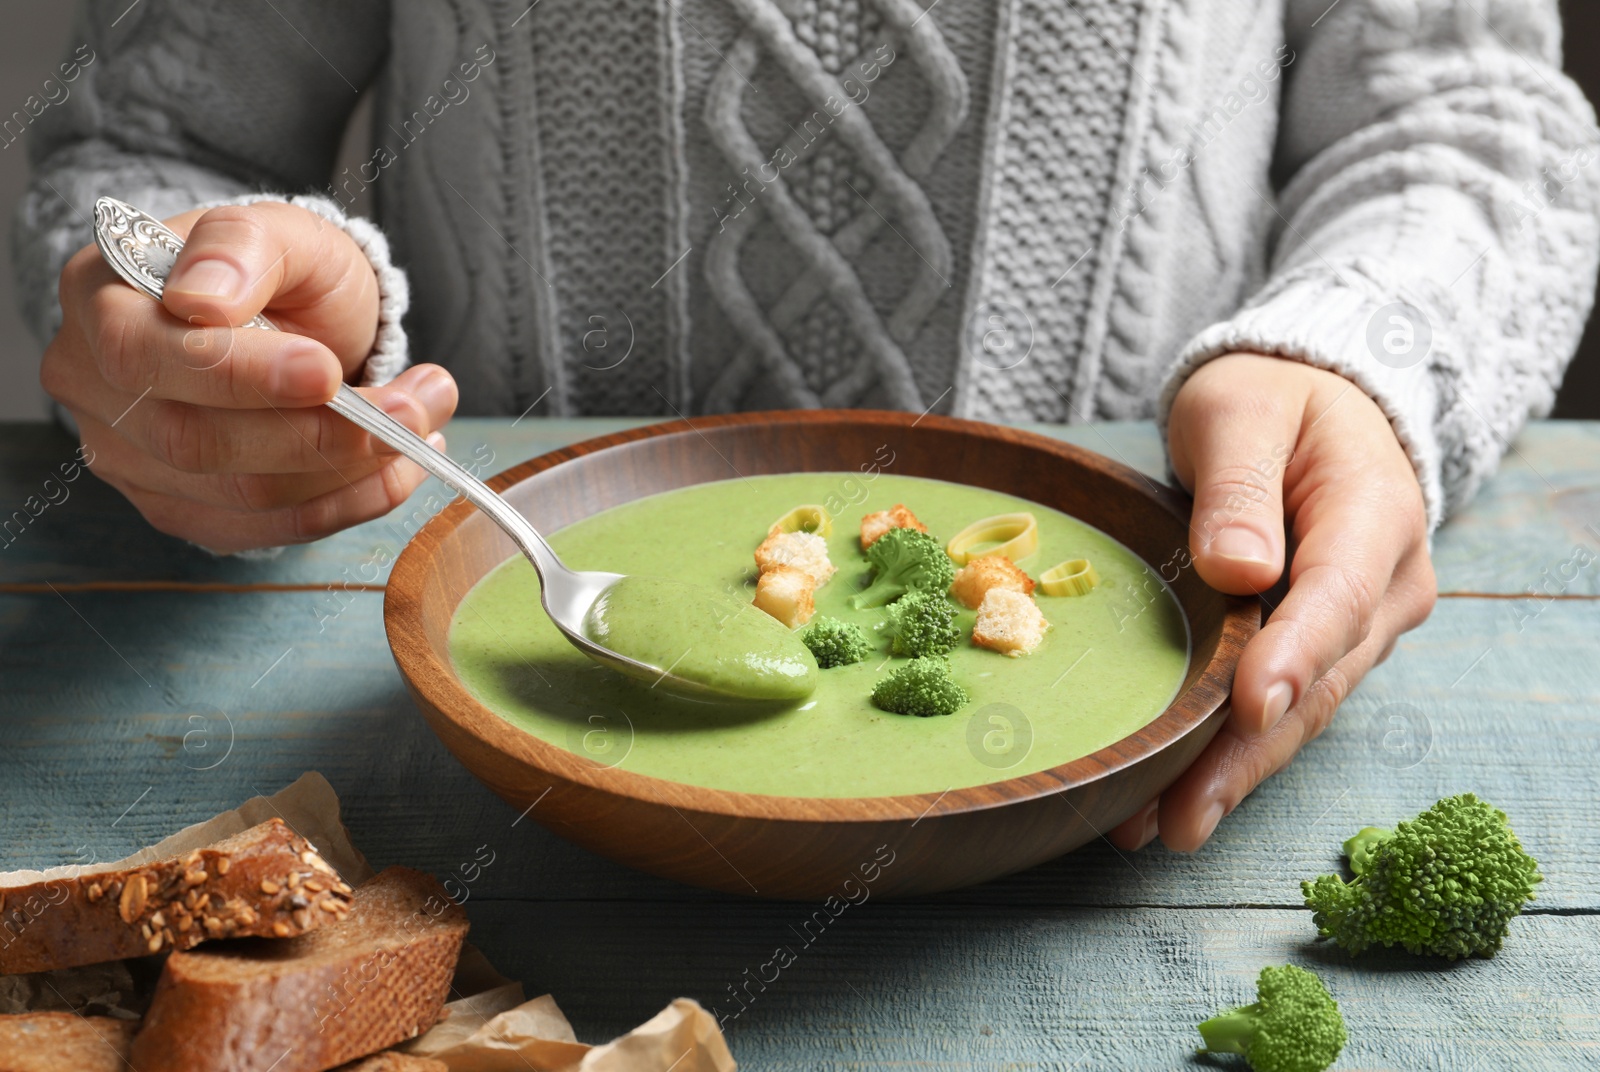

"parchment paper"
[1, 773, 736, 1072]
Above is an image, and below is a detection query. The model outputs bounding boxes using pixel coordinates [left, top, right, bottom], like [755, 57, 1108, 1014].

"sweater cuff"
[196, 193, 410, 386]
[1158, 264, 1449, 532]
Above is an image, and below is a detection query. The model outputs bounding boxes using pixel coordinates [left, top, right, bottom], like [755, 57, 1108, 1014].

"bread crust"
[128, 867, 468, 1072]
[949, 555, 1036, 609]
[0, 820, 353, 975]
[860, 504, 927, 549]
[0, 1012, 136, 1072]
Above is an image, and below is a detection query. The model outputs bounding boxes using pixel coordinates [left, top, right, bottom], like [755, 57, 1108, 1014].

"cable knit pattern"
[957, 0, 1147, 420]
[529, 0, 684, 414]
[10, 0, 1600, 527]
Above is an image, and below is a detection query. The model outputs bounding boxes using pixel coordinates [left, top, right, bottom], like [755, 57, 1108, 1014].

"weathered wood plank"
[4, 590, 1595, 911]
[1430, 421, 1600, 598]
[465, 902, 1599, 1071]
[3, 419, 1596, 598]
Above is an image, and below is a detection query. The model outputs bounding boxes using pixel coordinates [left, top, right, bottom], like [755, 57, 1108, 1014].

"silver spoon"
[91, 195, 734, 701]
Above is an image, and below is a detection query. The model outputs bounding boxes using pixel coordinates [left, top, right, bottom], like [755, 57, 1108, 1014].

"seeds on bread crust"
[118, 874, 147, 924]
[0, 818, 357, 974]
[107, 831, 350, 944]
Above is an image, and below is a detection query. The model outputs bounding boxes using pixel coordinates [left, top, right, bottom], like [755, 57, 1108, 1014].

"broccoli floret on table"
[1196, 964, 1346, 1072]
[870, 657, 967, 717]
[800, 616, 872, 668]
[1301, 793, 1542, 960]
[850, 527, 957, 609]
[882, 589, 961, 658]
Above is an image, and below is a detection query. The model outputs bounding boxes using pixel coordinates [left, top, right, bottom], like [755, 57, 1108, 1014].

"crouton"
[860, 504, 928, 549]
[754, 530, 836, 586]
[972, 589, 1049, 656]
[753, 564, 816, 627]
[949, 554, 1036, 609]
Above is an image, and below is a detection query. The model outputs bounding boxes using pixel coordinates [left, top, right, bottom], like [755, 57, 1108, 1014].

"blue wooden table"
[3, 417, 1598, 1070]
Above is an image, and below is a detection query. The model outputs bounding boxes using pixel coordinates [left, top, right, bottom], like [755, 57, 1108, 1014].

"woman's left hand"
[1109, 353, 1437, 853]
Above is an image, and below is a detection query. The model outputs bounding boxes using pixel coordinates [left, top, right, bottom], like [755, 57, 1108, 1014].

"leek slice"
[1039, 559, 1098, 597]
[945, 512, 1038, 565]
[768, 504, 832, 538]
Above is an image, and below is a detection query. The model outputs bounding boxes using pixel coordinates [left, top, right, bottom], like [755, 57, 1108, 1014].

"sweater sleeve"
[1157, 0, 1600, 529]
[11, 0, 408, 386]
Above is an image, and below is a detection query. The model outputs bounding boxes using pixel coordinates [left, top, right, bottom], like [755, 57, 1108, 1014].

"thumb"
[163, 202, 380, 378]
[1169, 387, 1295, 598]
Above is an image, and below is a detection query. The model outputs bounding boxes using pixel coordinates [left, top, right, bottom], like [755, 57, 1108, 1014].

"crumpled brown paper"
[400, 985, 733, 1072]
[0, 772, 736, 1072]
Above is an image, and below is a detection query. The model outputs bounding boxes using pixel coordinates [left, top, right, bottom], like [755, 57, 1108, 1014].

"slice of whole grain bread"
[0, 1012, 136, 1072]
[1, 819, 354, 975]
[128, 867, 467, 1072]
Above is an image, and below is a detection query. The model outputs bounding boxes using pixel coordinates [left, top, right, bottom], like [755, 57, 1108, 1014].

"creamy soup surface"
[449, 473, 1190, 798]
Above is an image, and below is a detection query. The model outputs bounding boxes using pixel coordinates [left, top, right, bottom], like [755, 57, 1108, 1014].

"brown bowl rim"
[385, 409, 1256, 826]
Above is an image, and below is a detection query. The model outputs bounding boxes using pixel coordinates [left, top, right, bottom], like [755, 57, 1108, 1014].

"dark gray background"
[1, 2, 1595, 421]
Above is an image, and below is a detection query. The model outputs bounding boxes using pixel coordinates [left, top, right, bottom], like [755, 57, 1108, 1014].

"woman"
[14, 0, 1598, 852]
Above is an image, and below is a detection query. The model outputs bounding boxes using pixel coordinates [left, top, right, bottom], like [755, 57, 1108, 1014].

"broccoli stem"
[1343, 825, 1394, 877]
[850, 580, 906, 609]
[1195, 1005, 1258, 1055]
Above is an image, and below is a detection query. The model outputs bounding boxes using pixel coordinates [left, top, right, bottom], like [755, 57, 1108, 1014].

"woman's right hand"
[41, 201, 457, 554]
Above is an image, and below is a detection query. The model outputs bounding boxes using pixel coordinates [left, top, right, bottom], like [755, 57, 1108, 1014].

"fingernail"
[425, 431, 446, 450]
[1262, 680, 1294, 732]
[413, 369, 456, 416]
[272, 346, 334, 401]
[170, 259, 243, 302]
[1196, 801, 1226, 846]
[1210, 526, 1273, 565]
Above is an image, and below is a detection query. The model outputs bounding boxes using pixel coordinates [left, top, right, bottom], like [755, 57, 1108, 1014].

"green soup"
[581, 575, 818, 701]
[449, 473, 1190, 798]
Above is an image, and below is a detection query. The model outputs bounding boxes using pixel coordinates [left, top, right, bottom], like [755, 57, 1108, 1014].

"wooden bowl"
[385, 411, 1257, 899]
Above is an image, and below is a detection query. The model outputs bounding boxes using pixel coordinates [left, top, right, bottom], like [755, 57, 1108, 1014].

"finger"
[162, 202, 380, 373]
[1168, 380, 1296, 597]
[111, 435, 444, 554]
[1156, 555, 1436, 853]
[85, 281, 343, 408]
[132, 364, 457, 474]
[1108, 799, 1161, 852]
[57, 358, 455, 473]
[79, 412, 397, 511]
[80, 363, 452, 510]
[1230, 465, 1422, 737]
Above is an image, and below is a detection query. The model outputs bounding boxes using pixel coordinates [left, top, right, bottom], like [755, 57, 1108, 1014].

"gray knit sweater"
[14, 0, 1600, 528]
